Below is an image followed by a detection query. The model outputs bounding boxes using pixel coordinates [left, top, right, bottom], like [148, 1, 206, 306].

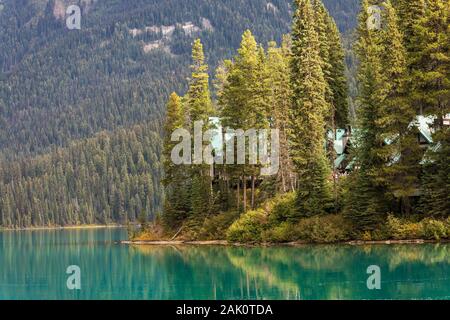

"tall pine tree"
[219, 30, 269, 212]
[344, 0, 390, 231]
[379, 1, 422, 215]
[289, 0, 332, 218]
[162, 93, 191, 229]
[416, 0, 450, 218]
[186, 39, 214, 219]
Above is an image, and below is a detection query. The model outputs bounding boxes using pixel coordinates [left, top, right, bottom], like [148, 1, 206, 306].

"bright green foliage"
[163, 93, 184, 184]
[187, 39, 214, 122]
[378, 1, 422, 214]
[410, 0, 450, 120]
[289, 0, 333, 217]
[219, 30, 270, 212]
[226, 192, 351, 243]
[392, 0, 425, 54]
[226, 209, 267, 243]
[221, 31, 268, 131]
[387, 215, 450, 240]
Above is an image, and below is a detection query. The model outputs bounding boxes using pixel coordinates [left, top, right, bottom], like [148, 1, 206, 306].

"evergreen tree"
[162, 93, 190, 229]
[220, 30, 268, 212]
[163, 93, 184, 185]
[266, 37, 296, 194]
[421, 127, 450, 217]
[392, 0, 425, 55]
[311, 0, 349, 128]
[344, 0, 390, 231]
[379, 1, 422, 215]
[289, 0, 332, 218]
[186, 39, 214, 219]
[410, 0, 450, 120]
[326, 15, 350, 129]
[414, 0, 450, 218]
[187, 39, 214, 123]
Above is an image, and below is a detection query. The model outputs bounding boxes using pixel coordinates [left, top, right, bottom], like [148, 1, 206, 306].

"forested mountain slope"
[0, 123, 163, 228]
[0, 0, 358, 158]
[0, 0, 360, 227]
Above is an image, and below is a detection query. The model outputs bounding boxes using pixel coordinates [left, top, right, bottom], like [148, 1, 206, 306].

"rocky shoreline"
[121, 238, 450, 246]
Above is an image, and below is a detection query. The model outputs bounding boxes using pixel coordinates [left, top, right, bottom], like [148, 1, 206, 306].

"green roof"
[345, 159, 355, 171]
[334, 154, 346, 168]
[415, 115, 434, 144]
[327, 129, 348, 155]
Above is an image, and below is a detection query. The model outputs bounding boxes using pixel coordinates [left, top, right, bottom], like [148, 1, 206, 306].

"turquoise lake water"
[0, 228, 449, 300]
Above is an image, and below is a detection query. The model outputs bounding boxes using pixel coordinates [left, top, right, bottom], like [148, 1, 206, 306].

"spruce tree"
[344, 0, 390, 231]
[379, 1, 422, 215]
[187, 39, 214, 123]
[410, 0, 450, 120]
[186, 39, 214, 219]
[220, 30, 268, 212]
[266, 38, 296, 194]
[163, 93, 184, 185]
[289, 0, 332, 217]
[311, 0, 349, 128]
[421, 127, 450, 217]
[162, 93, 190, 229]
[392, 0, 425, 55]
[326, 16, 350, 129]
[416, 0, 450, 217]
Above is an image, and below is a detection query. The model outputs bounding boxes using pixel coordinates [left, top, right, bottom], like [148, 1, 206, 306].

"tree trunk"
[401, 196, 411, 216]
[333, 125, 338, 214]
[225, 174, 230, 209]
[251, 175, 255, 209]
[243, 175, 247, 212]
[237, 177, 240, 212]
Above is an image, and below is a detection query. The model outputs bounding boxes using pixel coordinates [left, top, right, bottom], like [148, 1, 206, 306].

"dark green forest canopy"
[0, 123, 163, 228]
[0, 0, 359, 158]
[0, 0, 360, 227]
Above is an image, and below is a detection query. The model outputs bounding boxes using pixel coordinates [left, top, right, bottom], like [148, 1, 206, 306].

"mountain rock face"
[0, 0, 359, 227]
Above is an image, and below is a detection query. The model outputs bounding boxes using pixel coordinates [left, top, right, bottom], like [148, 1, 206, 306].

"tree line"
[0, 0, 360, 228]
[162, 0, 349, 232]
[160, 0, 449, 237]
[0, 123, 163, 228]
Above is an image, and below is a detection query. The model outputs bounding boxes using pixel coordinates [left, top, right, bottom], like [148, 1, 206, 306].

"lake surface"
[0, 228, 449, 300]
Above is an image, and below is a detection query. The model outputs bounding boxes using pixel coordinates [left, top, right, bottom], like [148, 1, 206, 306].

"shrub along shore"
[132, 193, 450, 244]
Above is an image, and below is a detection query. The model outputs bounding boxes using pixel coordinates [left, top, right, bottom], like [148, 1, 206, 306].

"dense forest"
[0, 0, 288, 157]
[0, 0, 359, 158]
[0, 0, 360, 228]
[1, 0, 448, 234]
[0, 123, 162, 228]
[144, 0, 449, 243]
